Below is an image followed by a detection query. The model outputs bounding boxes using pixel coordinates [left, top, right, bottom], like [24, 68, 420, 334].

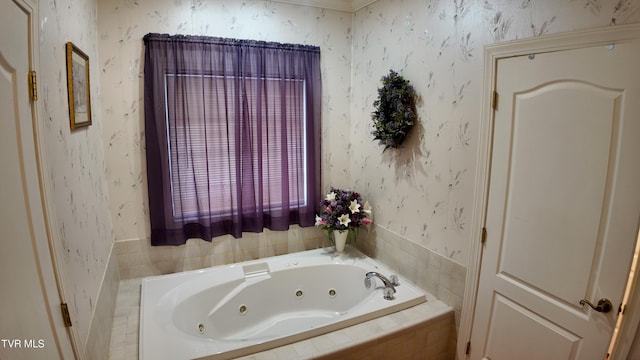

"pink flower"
[362, 218, 372, 226]
[315, 215, 327, 226]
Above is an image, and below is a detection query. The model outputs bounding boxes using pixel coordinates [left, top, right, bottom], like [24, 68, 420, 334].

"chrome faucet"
[365, 271, 397, 300]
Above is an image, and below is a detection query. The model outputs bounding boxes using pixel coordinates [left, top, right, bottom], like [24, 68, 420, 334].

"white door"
[0, 0, 75, 359]
[469, 40, 640, 359]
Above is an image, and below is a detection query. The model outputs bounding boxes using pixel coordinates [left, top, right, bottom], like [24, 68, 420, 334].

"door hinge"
[466, 341, 471, 355]
[29, 71, 37, 101]
[491, 90, 498, 110]
[481, 227, 487, 244]
[61, 303, 72, 327]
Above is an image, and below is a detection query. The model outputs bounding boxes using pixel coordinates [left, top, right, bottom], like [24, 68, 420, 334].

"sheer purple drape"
[143, 33, 321, 246]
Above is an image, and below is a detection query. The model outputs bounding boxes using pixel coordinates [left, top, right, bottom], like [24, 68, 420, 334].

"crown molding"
[348, 0, 378, 11]
[270, 0, 378, 12]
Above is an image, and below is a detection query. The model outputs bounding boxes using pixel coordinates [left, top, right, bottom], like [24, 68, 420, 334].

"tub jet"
[238, 304, 248, 315]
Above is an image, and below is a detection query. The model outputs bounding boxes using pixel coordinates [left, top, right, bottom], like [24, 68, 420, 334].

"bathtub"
[140, 246, 429, 360]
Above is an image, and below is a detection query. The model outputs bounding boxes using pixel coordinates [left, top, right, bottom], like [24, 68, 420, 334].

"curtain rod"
[143, 33, 320, 53]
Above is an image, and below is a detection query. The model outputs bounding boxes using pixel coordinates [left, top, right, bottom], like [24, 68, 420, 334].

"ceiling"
[271, 0, 378, 12]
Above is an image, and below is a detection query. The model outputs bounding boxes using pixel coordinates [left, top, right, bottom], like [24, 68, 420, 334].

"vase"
[334, 230, 348, 254]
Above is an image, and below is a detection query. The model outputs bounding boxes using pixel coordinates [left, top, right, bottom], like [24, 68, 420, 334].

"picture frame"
[65, 42, 92, 129]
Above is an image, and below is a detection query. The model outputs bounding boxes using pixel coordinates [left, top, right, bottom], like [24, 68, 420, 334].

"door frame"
[12, 0, 80, 357]
[458, 23, 640, 359]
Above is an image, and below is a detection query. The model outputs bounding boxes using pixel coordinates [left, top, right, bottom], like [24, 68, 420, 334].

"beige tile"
[374, 314, 399, 331]
[270, 344, 300, 360]
[124, 343, 137, 359]
[292, 340, 317, 357]
[110, 261, 455, 360]
[249, 350, 279, 360]
[309, 333, 336, 350]
[108, 346, 125, 360]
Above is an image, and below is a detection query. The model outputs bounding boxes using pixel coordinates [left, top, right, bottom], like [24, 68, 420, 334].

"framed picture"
[65, 42, 92, 129]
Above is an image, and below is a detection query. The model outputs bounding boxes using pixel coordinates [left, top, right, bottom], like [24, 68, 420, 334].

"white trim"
[458, 23, 640, 360]
[269, 0, 378, 12]
[613, 230, 640, 359]
[13, 0, 81, 357]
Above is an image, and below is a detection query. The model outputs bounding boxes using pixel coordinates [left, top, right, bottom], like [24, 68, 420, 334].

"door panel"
[501, 81, 619, 305]
[0, 0, 73, 358]
[486, 294, 580, 359]
[470, 40, 640, 360]
[0, 54, 58, 358]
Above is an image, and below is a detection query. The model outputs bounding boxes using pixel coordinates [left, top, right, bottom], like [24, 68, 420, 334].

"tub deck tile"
[237, 300, 455, 360]
[108, 278, 455, 360]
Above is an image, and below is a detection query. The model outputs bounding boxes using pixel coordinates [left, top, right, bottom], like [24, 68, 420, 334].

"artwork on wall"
[65, 42, 92, 130]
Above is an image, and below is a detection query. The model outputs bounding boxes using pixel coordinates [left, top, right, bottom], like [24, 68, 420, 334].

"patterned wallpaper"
[350, 0, 640, 266]
[97, 0, 353, 245]
[99, 0, 640, 270]
[39, 0, 113, 349]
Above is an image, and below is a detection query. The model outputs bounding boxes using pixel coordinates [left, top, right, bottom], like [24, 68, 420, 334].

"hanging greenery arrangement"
[371, 70, 417, 150]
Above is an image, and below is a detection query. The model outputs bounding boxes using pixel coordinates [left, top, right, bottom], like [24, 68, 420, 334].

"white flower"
[338, 214, 351, 227]
[349, 200, 360, 213]
[363, 201, 372, 215]
[325, 192, 337, 201]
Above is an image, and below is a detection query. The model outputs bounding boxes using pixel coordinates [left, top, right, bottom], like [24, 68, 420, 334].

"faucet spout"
[365, 271, 396, 300]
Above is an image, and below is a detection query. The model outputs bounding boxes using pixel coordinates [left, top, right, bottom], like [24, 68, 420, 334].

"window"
[165, 74, 307, 219]
[144, 34, 321, 245]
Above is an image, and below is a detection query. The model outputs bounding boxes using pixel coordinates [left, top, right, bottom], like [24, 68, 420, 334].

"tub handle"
[389, 274, 399, 286]
[383, 287, 395, 300]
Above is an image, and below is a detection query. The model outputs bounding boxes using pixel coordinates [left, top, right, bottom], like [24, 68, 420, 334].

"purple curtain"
[143, 33, 321, 246]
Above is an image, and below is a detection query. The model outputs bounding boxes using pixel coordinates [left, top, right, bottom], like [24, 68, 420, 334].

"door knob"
[579, 298, 613, 313]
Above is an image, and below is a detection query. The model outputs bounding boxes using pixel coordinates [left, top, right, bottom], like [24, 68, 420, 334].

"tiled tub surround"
[140, 247, 430, 359]
[110, 226, 462, 359]
[115, 226, 327, 279]
[114, 224, 466, 324]
[85, 246, 120, 359]
[110, 279, 455, 360]
[357, 225, 467, 328]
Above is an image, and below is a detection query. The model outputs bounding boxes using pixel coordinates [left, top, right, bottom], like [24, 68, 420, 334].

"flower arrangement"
[315, 188, 372, 243]
[371, 69, 417, 150]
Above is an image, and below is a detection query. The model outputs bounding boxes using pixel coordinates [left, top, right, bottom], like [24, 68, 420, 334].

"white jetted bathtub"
[140, 247, 429, 360]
